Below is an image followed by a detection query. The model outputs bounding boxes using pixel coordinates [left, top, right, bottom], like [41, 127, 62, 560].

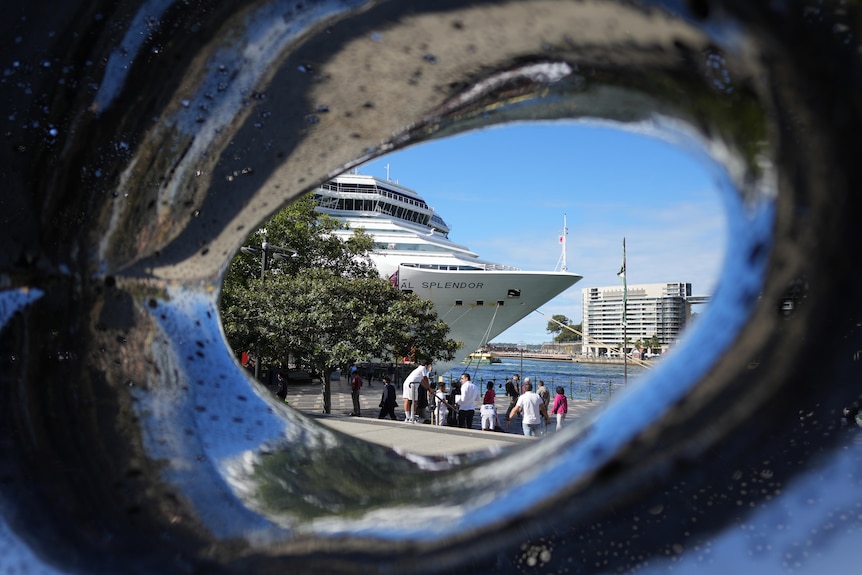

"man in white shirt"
[403, 360, 432, 422]
[506, 381, 551, 437]
[456, 373, 480, 429]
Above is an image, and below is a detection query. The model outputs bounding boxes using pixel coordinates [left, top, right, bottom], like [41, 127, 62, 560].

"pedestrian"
[275, 371, 287, 402]
[480, 380, 498, 431]
[416, 382, 429, 422]
[403, 360, 432, 422]
[536, 380, 551, 435]
[506, 381, 551, 437]
[551, 386, 568, 431]
[350, 369, 363, 416]
[434, 381, 449, 426]
[537, 380, 550, 410]
[377, 376, 398, 420]
[447, 379, 460, 427]
[456, 373, 480, 429]
[505, 374, 520, 420]
[521, 376, 531, 396]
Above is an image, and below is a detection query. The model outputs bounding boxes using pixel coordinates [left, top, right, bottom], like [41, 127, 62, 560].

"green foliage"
[555, 322, 582, 343]
[546, 314, 569, 335]
[222, 195, 377, 290]
[219, 196, 457, 382]
[547, 314, 581, 343]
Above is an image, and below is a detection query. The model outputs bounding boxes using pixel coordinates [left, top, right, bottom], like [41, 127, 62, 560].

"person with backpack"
[504, 374, 520, 421]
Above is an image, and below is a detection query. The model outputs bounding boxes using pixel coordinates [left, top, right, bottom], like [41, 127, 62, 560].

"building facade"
[581, 282, 693, 357]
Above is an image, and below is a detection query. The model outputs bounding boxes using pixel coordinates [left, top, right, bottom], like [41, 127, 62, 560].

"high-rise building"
[581, 282, 694, 357]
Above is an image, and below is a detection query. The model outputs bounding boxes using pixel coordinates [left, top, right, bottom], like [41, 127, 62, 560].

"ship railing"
[318, 183, 430, 210]
[480, 263, 522, 271]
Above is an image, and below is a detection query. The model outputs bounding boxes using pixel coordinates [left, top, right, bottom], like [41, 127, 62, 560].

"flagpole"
[561, 214, 567, 272]
[620, 238, 627, 384]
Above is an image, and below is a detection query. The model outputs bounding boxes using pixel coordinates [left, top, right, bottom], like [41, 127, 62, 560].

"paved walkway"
[275, 375, 601, 456]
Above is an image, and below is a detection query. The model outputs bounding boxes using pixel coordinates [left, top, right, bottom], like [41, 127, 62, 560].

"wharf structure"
[581, 282, 707, 358]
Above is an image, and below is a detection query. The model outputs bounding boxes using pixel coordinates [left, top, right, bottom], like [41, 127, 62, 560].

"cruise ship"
[313, 172, 582, 374]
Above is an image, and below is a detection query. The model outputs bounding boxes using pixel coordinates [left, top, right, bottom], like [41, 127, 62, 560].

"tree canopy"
[219, 196, 458, 411]
[546, 314, 582, 343]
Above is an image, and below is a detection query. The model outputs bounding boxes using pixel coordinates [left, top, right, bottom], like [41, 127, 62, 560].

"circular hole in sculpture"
[219, 121, 730, 450]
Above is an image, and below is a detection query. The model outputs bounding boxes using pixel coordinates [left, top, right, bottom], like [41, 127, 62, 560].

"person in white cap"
[403, 359, 432, 422]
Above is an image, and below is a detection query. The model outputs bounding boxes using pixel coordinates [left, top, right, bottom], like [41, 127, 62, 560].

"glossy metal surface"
[1, 0, 860, 573]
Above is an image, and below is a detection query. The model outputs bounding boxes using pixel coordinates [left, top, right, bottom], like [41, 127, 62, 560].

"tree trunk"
[322, 371, 331, 414]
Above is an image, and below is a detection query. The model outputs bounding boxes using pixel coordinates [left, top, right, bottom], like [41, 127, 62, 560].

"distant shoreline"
[486, 351, 653, 366]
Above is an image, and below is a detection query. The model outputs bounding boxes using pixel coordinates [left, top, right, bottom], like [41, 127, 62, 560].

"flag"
[619, 238, 627, 325]
[618, 237, 627, 281]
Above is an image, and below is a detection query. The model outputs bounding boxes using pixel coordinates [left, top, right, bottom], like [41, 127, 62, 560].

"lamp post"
[518, 340, 525, 381]
[240, 238, 297, 380]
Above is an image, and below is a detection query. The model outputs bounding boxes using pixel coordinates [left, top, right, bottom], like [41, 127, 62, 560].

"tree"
[555, 322, 582, 343]
[257, 267, 457, 412]
[221, 195, 378, 296]
[546, 314, 570, 337]
[546, 314, 581, 343]
[220, 197, 458, 412]
[221, 195, 378, 366]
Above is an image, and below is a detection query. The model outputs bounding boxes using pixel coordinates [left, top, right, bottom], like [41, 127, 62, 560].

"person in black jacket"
[275, 372, 287, 402]
[377, 376, 398, 420]
[505, 374, 520, 421]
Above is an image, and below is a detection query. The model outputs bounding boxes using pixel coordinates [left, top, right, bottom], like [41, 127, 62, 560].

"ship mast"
[556, 214, 568, 272]
[561, 214, 567, 271]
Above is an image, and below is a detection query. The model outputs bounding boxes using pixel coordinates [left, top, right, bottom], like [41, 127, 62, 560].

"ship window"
[455, 300, 462, 306]
[497, 300, 505, 306]
[507, 289, 521, 298]
[476, 300, 484, 306]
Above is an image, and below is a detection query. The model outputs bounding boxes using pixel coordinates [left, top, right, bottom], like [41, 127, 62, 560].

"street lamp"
[518, 340, 525, 380]
[240, 240, 298, 280]
[240, 238, 298, 380]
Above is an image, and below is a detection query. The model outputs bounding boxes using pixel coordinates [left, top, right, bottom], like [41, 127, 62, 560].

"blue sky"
[359, 121, 727, 344]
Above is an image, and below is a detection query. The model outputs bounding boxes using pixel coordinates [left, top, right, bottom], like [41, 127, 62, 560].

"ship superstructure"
[314, 173, 582, 374]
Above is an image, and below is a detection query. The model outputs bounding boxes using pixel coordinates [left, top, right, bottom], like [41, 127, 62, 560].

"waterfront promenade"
[277, 375, 600, 456]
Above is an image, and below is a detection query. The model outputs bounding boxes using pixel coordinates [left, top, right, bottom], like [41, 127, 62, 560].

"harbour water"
[440, 357, 648, 404]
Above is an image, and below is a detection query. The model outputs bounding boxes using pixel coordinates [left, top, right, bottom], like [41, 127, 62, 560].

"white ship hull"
[396, 266, 580, 373]
[314, 172, 582, 374]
